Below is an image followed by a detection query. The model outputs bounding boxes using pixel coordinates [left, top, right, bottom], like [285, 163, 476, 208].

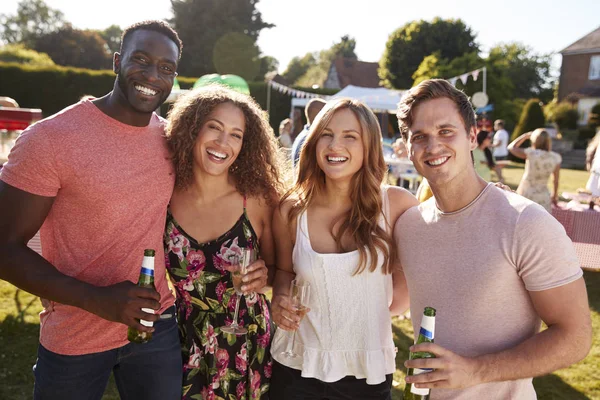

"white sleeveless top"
[270, 187, 396, 385]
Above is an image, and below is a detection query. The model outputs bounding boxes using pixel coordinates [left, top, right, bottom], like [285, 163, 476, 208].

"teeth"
[428, 157, 448, 166]
[327, 156, 348, 162]
[207, 149, 227, 159]
[135, 85, 157, 96]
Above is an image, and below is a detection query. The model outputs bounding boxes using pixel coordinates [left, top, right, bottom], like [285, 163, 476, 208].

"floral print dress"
[517, 148, 562, 212]
[164, 199, 272, 400]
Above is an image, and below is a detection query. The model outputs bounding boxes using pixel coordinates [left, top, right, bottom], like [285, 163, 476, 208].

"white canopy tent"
[290, 85, 405, 114]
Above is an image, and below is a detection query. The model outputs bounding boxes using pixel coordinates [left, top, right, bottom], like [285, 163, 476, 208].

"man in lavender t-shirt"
[0, 21, 184, 400]
[391, 79, 592, 399]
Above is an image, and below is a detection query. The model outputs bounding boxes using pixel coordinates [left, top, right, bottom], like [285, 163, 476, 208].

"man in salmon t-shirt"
[392, 79, 592, 399]
[0, 21, 183, 399]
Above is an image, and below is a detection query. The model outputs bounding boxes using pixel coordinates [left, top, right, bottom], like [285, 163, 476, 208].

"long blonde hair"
[282, 98, 396, 274]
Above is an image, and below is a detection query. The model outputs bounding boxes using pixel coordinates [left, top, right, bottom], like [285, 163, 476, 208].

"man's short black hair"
[120, 20, 183, 59]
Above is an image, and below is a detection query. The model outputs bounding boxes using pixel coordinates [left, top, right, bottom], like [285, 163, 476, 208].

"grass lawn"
[1, 165, 597, 399]
[496, 163, 590, 196]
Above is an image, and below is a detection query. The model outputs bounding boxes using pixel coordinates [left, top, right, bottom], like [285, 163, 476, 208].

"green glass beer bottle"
[403, 306, 436, 400]
[127, 249, 156, 344]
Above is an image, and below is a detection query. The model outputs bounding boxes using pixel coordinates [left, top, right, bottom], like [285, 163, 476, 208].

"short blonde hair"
[531, 128, 551, 151]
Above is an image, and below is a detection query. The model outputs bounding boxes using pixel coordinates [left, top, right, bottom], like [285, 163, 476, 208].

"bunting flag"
[269, 80, 330, 99]
[446, 68, 484, 87]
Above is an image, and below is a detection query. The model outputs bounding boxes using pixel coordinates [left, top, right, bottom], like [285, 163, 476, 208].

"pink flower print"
[215, 281, 226, 302]
[182, 277, 195, 292]
[175, 285, 193, 319]
[244, 291, 258, 307]
[264, 360, 273, 379]
[214, 237, 242, 273]
[201, 386, 215, 400]
[167, 228, 190, 261]
[204, 324, 217, 354]
[256, 328, 270, 349]
[216, 348, 230, 371]
[164, 253, 171, 270]
[186, 249, 206, 272]
[236, 343, 248, 374]
[236, 380, 246, 399]
[185, 341, 202, 369]
[228, 294, 239, 312]
[250, 369, 261, 399]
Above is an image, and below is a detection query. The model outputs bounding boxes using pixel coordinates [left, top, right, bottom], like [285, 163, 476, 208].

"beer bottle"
[127, 249, 156, 344]
[403, 306, 436, 400]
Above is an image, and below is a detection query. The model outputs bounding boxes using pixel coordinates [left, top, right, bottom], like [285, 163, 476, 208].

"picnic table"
[552, 196, 600, 271]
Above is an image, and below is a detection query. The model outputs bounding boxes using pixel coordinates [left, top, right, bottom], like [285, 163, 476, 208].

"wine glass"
[222, 247, 256, 335]
[281, 279, 310, 358]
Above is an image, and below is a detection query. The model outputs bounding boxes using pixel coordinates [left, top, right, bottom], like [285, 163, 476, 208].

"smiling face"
[315, 108, 364, 183]
[115, 29, 179, 114]
[193, 102, 246, 177]
[406, 97, 477, 187]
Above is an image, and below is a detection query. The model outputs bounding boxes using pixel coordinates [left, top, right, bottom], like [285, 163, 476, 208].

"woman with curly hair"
[164, 85, 284, 399]
[268, 98, 418, 399]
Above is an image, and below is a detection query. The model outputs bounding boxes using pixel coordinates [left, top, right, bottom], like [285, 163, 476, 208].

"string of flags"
[269, 80, 329, 99]
[447, 68, 484, 87]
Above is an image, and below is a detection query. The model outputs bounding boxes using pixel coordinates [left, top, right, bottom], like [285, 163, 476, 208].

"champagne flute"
[222, 247, 256, 335]
[281, 279, 310, 358]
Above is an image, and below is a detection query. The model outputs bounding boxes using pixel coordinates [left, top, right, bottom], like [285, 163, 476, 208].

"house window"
[590, 55, 600, 80]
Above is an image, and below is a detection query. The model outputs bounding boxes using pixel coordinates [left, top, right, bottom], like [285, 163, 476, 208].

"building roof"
[331, 57, 381, 88]
[561, 26, 600, 54]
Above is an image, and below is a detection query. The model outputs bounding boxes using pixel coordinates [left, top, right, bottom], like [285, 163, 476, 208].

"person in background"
[473, 130, 492, 181]
[395, 79, 591, 399]
[270, 98, 417, 399]
[278, 118, 293, 148]
[0, 20, 184, 399]
[508, 128, 561, 212]
[291, 98, 327, 168]
[585, 129, 600, 197]
[164, 85, 284, 399]
[491, 119, 510, 161]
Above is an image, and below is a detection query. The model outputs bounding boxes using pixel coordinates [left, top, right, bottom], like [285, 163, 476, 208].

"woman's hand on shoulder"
[387, 186, 419, 226]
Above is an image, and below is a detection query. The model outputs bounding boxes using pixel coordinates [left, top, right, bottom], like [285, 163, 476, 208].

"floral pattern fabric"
[165, 209, 272, 400]
[517, 148, 562, 212]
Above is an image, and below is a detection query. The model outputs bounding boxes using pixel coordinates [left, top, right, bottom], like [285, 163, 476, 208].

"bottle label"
[141, 256, 155, 273]
[410, 368, 432, 395]
[419, 315, 435, 341]
[141, 267, 154, 277]
[140, 308, 154, 327]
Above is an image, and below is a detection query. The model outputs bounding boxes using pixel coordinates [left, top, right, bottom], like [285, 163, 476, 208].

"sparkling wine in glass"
[222, 247, 256, 335]
[281, 279, 310, 358]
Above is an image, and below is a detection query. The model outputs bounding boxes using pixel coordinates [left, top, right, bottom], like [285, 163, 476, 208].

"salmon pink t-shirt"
[0, 100, 175, 355]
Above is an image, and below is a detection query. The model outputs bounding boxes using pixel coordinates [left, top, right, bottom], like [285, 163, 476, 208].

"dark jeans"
[33, 306, 182, 400]
[270, 360, 392, 400]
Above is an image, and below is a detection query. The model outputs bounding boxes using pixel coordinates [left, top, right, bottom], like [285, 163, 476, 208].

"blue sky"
[4, 0, 600, 75]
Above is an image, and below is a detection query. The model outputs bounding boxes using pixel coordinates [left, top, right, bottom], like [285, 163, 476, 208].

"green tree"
[99, 24, 122, 54]
[512, 99, 546, 140]
[0, 0, 65, 47]
[33, 24, 112, 70]
[0, 43, 54, 66]
[379, 17, 478, 89]
[282, 53, 317, 84]
[293, 35, 358, 87]
[171, 0, 273, 78]
[487, 43, 553, 102]
[257, 55, 278, 80]
[589, 103, 600, 129]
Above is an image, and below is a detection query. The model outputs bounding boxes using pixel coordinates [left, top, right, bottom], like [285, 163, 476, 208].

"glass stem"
[288, 330, 296, 353]
[232, 295, 241, 327]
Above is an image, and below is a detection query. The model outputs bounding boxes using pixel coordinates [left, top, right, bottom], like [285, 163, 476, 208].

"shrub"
[0, 44, 55, 67]
[546, 101, 579, 131]
[589, 102, 600, 129]
[512, 98, 545, 140]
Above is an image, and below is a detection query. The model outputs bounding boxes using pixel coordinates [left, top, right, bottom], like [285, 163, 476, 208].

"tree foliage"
[99, 24, 122, 54]
[0, 43, 54, 66]
[0, 0, 65, 47]
[379, 18, 478, 89]
[284, 35, 358, 87]
[33, 25, 112, 70]
[170, 0, 273, 78]
[512, 99, 546, 140]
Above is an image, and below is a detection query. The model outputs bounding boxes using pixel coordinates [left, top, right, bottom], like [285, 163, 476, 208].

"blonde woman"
[269, 98, 418, 399]
[508, 128, 561, 211]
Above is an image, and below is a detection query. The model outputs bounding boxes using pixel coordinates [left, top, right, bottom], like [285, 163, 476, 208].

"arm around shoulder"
[386, 186, 419, 227]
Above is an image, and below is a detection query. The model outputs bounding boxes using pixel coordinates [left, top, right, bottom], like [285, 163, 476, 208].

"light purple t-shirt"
[395, 183, 582, 400]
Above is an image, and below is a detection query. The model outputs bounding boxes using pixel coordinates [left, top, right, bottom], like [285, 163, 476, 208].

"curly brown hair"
[166, 85, 285, 205]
